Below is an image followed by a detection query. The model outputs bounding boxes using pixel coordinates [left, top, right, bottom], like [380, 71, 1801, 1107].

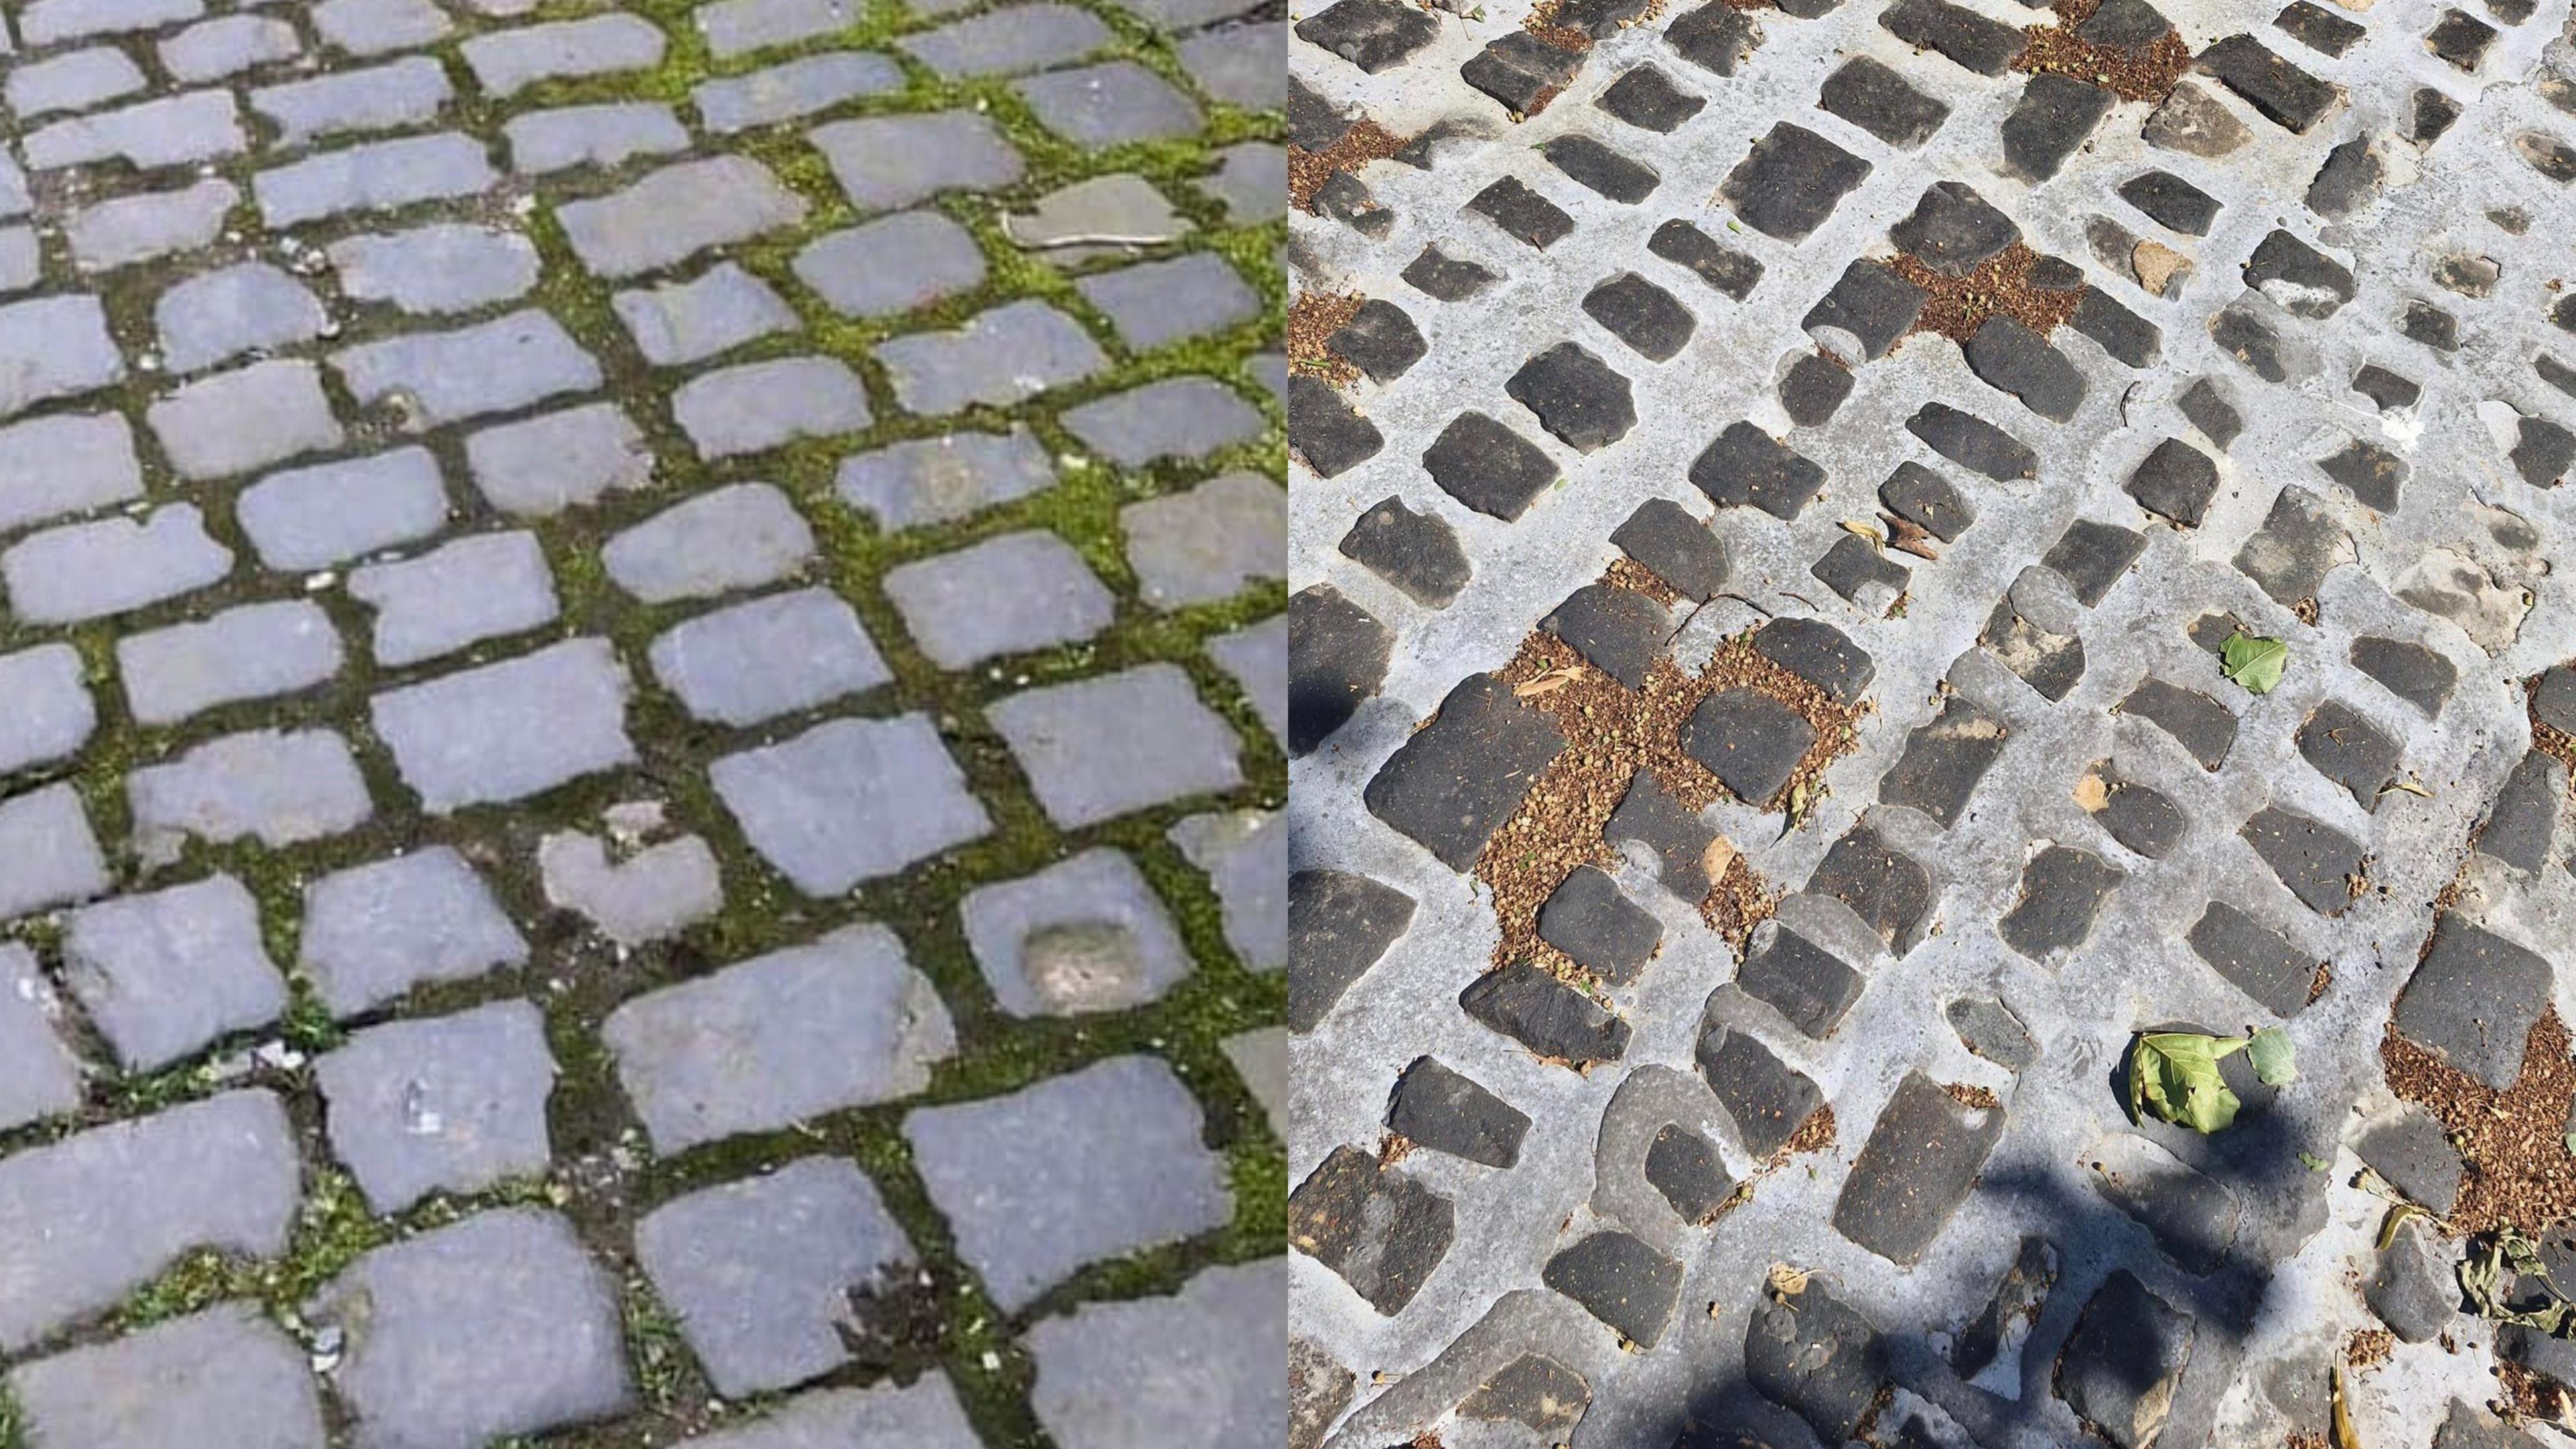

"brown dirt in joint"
[1289, 119, 1407, 211]
[2499, 1360, 2569, 1426]
[1522, 0, 1596, 49]
[2010, 0, 2194, 103]
[2345, 1326, 2396, 1372]
[1945, 1083, 2002, 1110]
[1774, 1103, 1837, 1163]
[1889, 243, 2088, 345]
[2530, 669, 2576, 796]
[2380, 1009, 2576, 1236]
[1474, 572, 1864, 984]
[1287, 293, 1363, 385]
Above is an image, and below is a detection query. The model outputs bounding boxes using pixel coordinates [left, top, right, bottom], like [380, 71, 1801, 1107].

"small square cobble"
[835, 426, 1057, 529]
[0, 644, 96, 774]
[809, 110, 1025, 209]
[236, 446, 450, 571]
[1120, 472, 1286, 606]
[961, 847, 1195, 1016]
[1026, 1260, 1284, 1449]
[464, 402, 654, 517]
[647, 586, 892, 726]
[126, 727, 374, 866]
[881, 529, 1116, 669]
[1171, 809, 1285, 971]
[370, 639, 637, 812]
[603, 482, 814, 604]
[348, 529, 561, 666]
[905, 1055, 1231, 1310]
[613, 262, 799, 366]
[7, 1303, 325, 1449]
[117, 600, 343, 727]
[710, 714, 992, 894]
[0, 786, 111, 922]
[62, 874, 290, 1071]
[317, 999, 557, 1213]
[299, 847, 529, 1017]
[672, 356, 872, 459]
[633, 1155, 915, 1396]
[0, 411, 142, 535]
[603, 924, 957, 1152]
[557, 155, 807, 279]
[794, 210, 987, 318]
[0, 944, 83, 1132]
[988, 663, 1244, 828]
[146, 359, 343, 481]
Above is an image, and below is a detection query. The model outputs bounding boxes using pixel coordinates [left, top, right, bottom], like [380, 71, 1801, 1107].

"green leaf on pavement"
[2219, 632, 2290, 694]
[2129, 1032, 2245, 1134]
[2248, 1027, 2298, 1085]
[2299, 1150, 2328, 1171]
[2461, 1228, 2576, 1337]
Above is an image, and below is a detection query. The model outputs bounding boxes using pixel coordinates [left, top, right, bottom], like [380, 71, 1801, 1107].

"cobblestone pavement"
[0, 0, 1286, 1443]
[1288, 0, 2576, 1442]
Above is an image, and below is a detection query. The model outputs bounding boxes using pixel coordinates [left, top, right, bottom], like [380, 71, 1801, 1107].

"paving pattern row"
[1287, 0, 2576, 1443]
[0, 0, 1287, 1444]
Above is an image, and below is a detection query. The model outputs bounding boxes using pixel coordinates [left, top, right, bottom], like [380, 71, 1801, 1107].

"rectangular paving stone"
[329, 223, 541, 314]
[1027, 1260, 1283, 1449]
[462, 14, 667, 97]
[1016, 60, 1203, 146]
[710, 713, 993, 894]
[301, 847, 530, 1017]
[155, 262, 327, 374]
[0, 1091, 299, 1352]
[21, 0, 202, 46]
[834, 426, 1057, 529]
[314, 0, 455, 54]
[1123, 472, 1285, 607]
[464, 403, 655, 517]
[161, 14, 302, 81]
[8, 46, 148, 119]
[991, 663, 1244, 828]
[1171, 810, 1281, 975]
[698, 0, 858, 55]
[236, 446, 449, 570]
[884, 529, 1114, 669]
[22, 88, 242, 170]
[350, 529, 561, 666]
[0, 409, 140, 539]
[963, 847, 1192, 1016]
[333, 309, 603, 427]
[127, 727, 374, 866]
[604, 482, 813, 603]
[1832, 1071, 2006, 1265]
[63, 874, 288, 1071]
[119, 599, 344, 726]
[307, 1210, 633, 1449]
[0, 944, 85, 1132]
[674, 356, 872, 458]
[0, 786, 111, 922]
[1064, 378, 1266, 466]
[647, 586, 892, 726]
[633, 1155, 913, 1396]
[693, 52, 903, 131]
[67, 178, 236, 272]
[252, 55, 450, 145]
[1, 504, 232, 624]
[613, 262, 799, 368]
[370, 638, 637, 812]
[253, 131, 497, 227]
[905, 1055, 1230, 1311]
[902, 3, 1114, 74]
[557, 155, 808, 280]
[5, 1303, 327, 1449]
[808, 110, 1025, 209]
[317, 999, 557, 1213]
[504, 101, 692, 173]
[148, 359, 344, 480]
[0, 294, 124, 418]
[1209, 614, 1285, 747]
[686, 1381, 983, 1449]
[603, 924, 957, 1151]
[874, 299, 1109, 414]
[795, 211, 987, 319]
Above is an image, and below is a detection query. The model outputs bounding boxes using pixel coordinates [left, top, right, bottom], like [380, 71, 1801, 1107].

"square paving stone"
[1121, 472, 1285, 608]
[711, 714, 992, 895]
[1542, 582, 1669, 690]
[1387, 1056, 1529, 1166]
[2296, 698, 2402, 808]
[2357, 1109, 2463, 1215]
[1807, 822, 1933, 954]
[1745, 1277, 1888, 1443]
[311, 1210, 632, 1449]
[0, 643, 95, 773]
[1026, 1260, 1284, 1449]
[245, 446, 453, 563]
[963, 847, 1193, 1016]
[1811, 531, 1907, 607]
[0, 1091, 299, 1352]
[1666, 1, 1760, 72]
[648, 587, 890, 727]
[606, 924, 956, 1152]
[798, 211, 987, 322]
[330, 223, 541, 315]
[2478, 751, 2565, 873]
[2198, 33, 2341, 132]
[349, 531, 559, 667]
[1077, 252, 1258, 352]
[1881, 0, 2024, 72]
[1889, 180, 2020, 275]
[0, 411, 144, 538]
[603, 482, 814, 604]
[1682, 687, 1815, 809]
[64, 874, 288, 1071]
[1721, 122, 1869, 240]
[1287, 1145, 1454, 1313]
[1463, 32, 1586, 116]
[1780, 352, 1854, 427]
[557, 154, 806, 279]
[613, 262, 799, 366]
[635, 1157, 915, 1397]
[1365, 673, 1565, 870]
[2126, 437, 2221, 526]
[372, 639, 636, 812]
[1424, 411, 1561, 520]
[1538, 865, 1662, 983]
[1819, 56, 1949, 146]
[155, 262, 325, 374]
[1542, 133, 1656, 203]
[2041, 519, 2147, 606]
[1545, 1230, 1683, 1348]
[1833, 1071, 2005, 1265]
[331, 309, 602, 428]
[1695, 1021, 1821, 1156]
[7, 1303, 325, 1449]
[810, 110, 1025, 210]
[1288, 374, 1383, 480]
[1461, 960, 1631, 1064]
[1287, 869, 1415, 1032]
[2234, 484, 2348, 604]
[0, 294, 123, 419]
[2002, 73, 2114, 180]
[1584, 271, 1696, 362]
[1740, 920, 1865, 1038]
[1066, 376, 1265, 466]
[317, 1000, 555, 1214]
[1876, 694, 2006, 827]
[1403, 244, 1499, 300]
[299, 847, 528, 1018]
[1997, 844, 2125, 963]
[2188, 900, 2316, 1017]
[1967, 315, 2086, 420]
[2241, 803, 2366, 916]
[2394, 914, 2553, 1089]
[1804, 260, 1927, 362]
[1169, 810, 1285, 971]
[0, 945, 81, 1132]
[1753, 616, 1874, 705]
[1690, 420, 1825, 520]
[1324, 299, 1427, 384]
[1466, 174, 1575, 249]
[1340, 495, 1472, 607]
[1645, 1123, 1733, 1223]
[1289, 584, 1392, 757]
[906, 1055, 1230, 1310]
[1907, 400, 2037, 480]
[1880, 462, 1975, 542]
[885, 530, 1113, 668]
[989, 663, 1244, 828]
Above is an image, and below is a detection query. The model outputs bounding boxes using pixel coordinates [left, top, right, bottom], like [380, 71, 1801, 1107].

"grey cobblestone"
[21, 88, 242, 170]
[0, 410, 140, 533]
[332, 309, 603, 427]
[329, 223, 541, 315]
[502, 100, 692, 173]
[6, 1303, 325, 1449]
[154, 262, 327, 374]
[462, 402, 653, 516]
[557, 154, 808, 278]
[612, 262, 800, 366]
[62, 873, 288, 1071]
[370, 637, 636, 811]
[146, 360, 343, 480]
[1, 504, 232, 625]
[347, 529, 561, 665]
[710, 713, 991, 894]
[253, 56, 451, 145]
[66, 177, 235, 271]
[252, 131, 497, 227]
[315, 999, 556, 1212]
[694, 52, 903, 131]
[299, 847, 529, 1016]
[117, 599, 343, 727]
[126, 727, 373, 864]
[235, 445, 449, 569]
[0, 294, 123, 417]
[461, 14, 668, 98]
[602, 481, 814, 602]
[883, 529, 1114, 668]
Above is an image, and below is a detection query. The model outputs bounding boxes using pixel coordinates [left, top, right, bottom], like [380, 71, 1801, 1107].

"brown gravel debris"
[1945, 1083, 2002, 1110]
[2530, 669, 2576, 790]
[2010, 0, 2193, 103]
[1288, 292, 1363, 384]
[1890, 243, 2088, 345]
[2345, 1326, 2395, 1372]
[2381, 1008, 2576, 1236]
[1474, 576, 1866, 981]
[1377, 1133, 1415, 1167]
[2499, 1359, 2570, 1424]
[1774, 1104, 1837, 1163]
[2307, 960, 2333, 1006]
[1289, 119, 1407, 211]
